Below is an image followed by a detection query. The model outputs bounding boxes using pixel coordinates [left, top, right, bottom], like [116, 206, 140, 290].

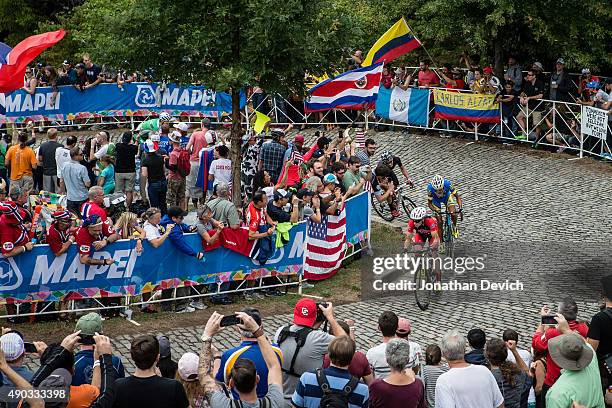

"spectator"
[113, 334, 189, 408]
[355, 138, 377, 166]
[56, 135, 78, 194]
[293, 336, 369, 408]
[464, 328, 489, 367]
[342, 156, 369, 196]
[215, 307, 283, 399]
[323, 320, 373, 384]
[369, 338, 425, 408]
[531, 61, 545, 82]
[22, 67, 37, 94]
[165, 131, 188, 210]
[75, 214, 119, 267]
[330, 161, 347, 193]
[200, 311, 285, 407]
[0, 340, 43, 408]
[549, 58, 573, 102]
[505, 56, 522, 92]
[274, 299, 346, 401]
[482, 66, 502, 94]
[381, 65, 393, 89]
[422, 344, 449, 408]
[0, 136, 7, 187]
[159, 206, 204, 312]
[81, 186, 111, 224]
[240, 131, 264, 203]
[57, 60, 77, 85]
[141, 139, 168, 214]
[72, 312, 126, 386]
[587, 275, 612, 398]
[497, 80, 518, 134]
[531, 348, 548, 408]
[258, 129, 287, 183]
[5, 132, 37, 193]
[186, 118, 213, 208]
[0, 332, 34, 387]
[209, 144, 232, 188]
[157, 335, 178, 379]
[435, 329, 504, 408]
[114, 212, 145, 253]
[485, 338, 528, 408]
[37, 127, 62, 193]
[90, 131, 115, 172]
[532, 298, 589, 397]
[252, 164, 290, 202]
[175, 352, 205, 407]
[74, 63, 88, 90]
[46, 210, 75, 256]
[0, 202, 33, 258]
[546, 316, 605, 408]
[516, 69, 545, 140]
[366, 311, 399, 380]
[503, 328, 536, 407]
[267, 188, 299, 224]
[97, 155, 115, 195]
[61, 147, 92, 215]
[207, 182, 240, 229]
[418, 59, 440, 87]
[296, 188, 322, 223]
[114, 132, 138, 208]
[82, 54, 102, 90]
[0, 179, 5, 201]
[395, 317, 423, 376]
[195, 204, 223, 247]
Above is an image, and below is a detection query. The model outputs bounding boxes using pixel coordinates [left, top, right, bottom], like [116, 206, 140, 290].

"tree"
[62, 0, 361, 205]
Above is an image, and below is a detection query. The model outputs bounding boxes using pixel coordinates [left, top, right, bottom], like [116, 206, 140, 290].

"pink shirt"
[418, 70, 439, 87]
[188, 130, 208, 162]
[167, 148, 182, 180]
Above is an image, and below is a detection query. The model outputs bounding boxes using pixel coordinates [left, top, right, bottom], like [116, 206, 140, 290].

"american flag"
[354, 129, 366, 149]
[290, 150, 304, 164]
[303, 205, 347, 280]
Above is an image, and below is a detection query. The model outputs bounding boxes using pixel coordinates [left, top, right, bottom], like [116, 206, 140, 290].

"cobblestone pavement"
[28, 129, 612, 373]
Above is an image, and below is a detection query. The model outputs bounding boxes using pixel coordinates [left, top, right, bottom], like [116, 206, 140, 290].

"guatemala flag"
[375, 86, 430, 127]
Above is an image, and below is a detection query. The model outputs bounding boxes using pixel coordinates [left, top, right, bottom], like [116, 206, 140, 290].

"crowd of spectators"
[0, 274, 609, 407]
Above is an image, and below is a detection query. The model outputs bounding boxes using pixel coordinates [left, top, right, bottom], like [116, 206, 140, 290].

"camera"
[316, 302, 329, 322]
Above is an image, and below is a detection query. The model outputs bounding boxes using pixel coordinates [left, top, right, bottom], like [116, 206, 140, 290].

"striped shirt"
[292, 366, 369, 408]
[422, 364, 449, 408]
[355, 150, 371, 166]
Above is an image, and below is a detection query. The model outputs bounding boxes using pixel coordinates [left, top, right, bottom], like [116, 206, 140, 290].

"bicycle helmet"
[159, 112, 172, 122]
[431, 175, 445, 190]
[410, 207, 427, 221]
[380, 150, 393, 165]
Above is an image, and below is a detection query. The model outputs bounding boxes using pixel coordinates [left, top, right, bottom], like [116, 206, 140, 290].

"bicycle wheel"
[414, 265, 431, 311]
[443, 213, 455, 258]
[371, 194, 394, 222]
[401, 193, 417, 217]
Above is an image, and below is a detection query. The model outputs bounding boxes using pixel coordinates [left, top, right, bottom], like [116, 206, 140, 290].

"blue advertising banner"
[0, 192, 369, 302]
[0, 82, 246, 123]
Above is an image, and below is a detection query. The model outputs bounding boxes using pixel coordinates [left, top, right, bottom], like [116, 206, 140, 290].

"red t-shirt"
[532, 320, 589, 386]
[47, 224, 74, 254]
[0, 217, 29, 254]
[188, 130, 209, 162]
[167, 148, 183, 180]
[246, 202, 266, 233]
[75, 225, 114, 256]
[80, 201, 113, 235]
[369, 377, 426, 408]
[322, 351, 372, 379]
[407, 217, 438, 237]
[418, 70, 439, 87]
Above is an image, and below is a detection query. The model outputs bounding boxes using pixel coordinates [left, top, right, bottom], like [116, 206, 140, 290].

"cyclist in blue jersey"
[427, 175, 463, 238]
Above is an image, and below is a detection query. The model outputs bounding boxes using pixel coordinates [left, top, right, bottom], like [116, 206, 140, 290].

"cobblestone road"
[30, 130, 612, 373]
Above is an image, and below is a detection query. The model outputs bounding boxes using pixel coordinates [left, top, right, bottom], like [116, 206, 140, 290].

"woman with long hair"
[97, 155, 115, 194]
[114, 211, 145, 254]
[485, 338, 530, 408]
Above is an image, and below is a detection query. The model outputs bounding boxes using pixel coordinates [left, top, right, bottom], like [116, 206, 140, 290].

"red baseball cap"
[483, 66, 493, 75]
[294, 298, 317, 327]
[294, 134, 305, 143]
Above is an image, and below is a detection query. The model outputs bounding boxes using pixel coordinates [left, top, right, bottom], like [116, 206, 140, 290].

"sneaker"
[301, 282, 315, 289]
[265, 289, 284, 297]
[253, 291, 265, 300]
[243, 292, 254, 301]
[176, 306, 196, 313]
[189, 301, 207, 310]
[514, 132, 527, 141]
[601, 152, 612, 160]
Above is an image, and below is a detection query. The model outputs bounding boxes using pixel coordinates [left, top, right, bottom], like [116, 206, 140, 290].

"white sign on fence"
[581, 106, 608, 140]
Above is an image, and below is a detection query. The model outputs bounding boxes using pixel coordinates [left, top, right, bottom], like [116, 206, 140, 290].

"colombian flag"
[433, 89, 500, 124]
[362, 18, 421, 67]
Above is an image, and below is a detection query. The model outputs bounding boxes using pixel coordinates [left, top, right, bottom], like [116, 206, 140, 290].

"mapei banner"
[433, 89, 500, 124]
[0, 192, 370, 302]
[0, 82, 246, 123]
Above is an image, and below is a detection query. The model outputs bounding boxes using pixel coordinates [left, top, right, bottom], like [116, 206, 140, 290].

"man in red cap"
[47, 210, 75, 256]
[0, 202, 33, 258]
[274, 298, 346, 401]
[75, 214, 119, 266]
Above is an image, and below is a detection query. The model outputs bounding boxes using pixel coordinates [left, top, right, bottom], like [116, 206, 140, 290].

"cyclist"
[427, 175, 463, 239]
[372, 164, 400, 217]
[404, 207, 440, 257]
[377, 150, 414, 187]
[135, 112, 174, 143]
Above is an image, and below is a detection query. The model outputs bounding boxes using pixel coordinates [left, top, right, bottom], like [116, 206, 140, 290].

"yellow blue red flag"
[362, 18, 421, 67]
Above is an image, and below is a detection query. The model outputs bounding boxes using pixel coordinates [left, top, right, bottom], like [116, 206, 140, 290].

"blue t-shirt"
[100, 164, 115, 194]
[72, 349, 126, 386]
[215, 340, 283, 399]
[292, 366, 369, 408]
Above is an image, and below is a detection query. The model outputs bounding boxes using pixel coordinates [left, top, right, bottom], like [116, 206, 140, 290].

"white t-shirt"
[55, 147, 71, 178]
[435, 364, 504, 408]
[366, 339, 423, 380]
[209, 158, 232, 186]
[507, 348, 535, 404]
[143, 222, 161, 241]
[94, 143, 110, 160]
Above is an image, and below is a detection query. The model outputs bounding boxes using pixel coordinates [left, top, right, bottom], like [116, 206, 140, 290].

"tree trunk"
[493, 38, 504, 78]
[230, 88, 242, 207]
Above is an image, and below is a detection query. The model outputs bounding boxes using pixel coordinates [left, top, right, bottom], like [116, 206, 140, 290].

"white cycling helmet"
[410, 207, 427, 221]
[380, 150, 393, 164]
[431, 175, 445, 190]
[159, 112, 172, 122]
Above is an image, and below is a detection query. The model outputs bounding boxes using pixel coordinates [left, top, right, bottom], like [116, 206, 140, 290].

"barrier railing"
[0, 192, 371, 319]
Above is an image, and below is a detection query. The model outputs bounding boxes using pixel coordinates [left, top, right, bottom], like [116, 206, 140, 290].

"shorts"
[516, 109, 543, 128]
[166, 177, 186, 205]
[186, 161, 203, 199]
[115, 172, 136, 193]
[431, 192, 457, 211]
[413, 233, 435, 246]
[10, 176, 34, 194]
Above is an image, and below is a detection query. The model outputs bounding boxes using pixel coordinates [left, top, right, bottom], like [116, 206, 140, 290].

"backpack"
[231, 396, 271, 408]
[177, 149, 191, 177]
[315, 368, 359, 408]
[276, 325, 313, 377]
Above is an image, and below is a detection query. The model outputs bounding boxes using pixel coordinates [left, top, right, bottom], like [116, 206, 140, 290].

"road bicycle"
[371, 183, 416, 222]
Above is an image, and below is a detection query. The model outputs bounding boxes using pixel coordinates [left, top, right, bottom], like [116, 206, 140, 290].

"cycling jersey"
[427, 179, 457, 210]
[407, 217, 438, 245]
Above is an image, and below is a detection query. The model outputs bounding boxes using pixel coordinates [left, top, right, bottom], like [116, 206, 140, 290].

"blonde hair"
[115, 212, 138, 239]
[175, 374, 205, 408]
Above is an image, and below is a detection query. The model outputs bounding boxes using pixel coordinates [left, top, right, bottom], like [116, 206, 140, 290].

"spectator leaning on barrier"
[435, 329, 504, 408]
[366, 311, 399, 380]
[57, 135, 78, 193]
[418, 59, 440, 88]
[516, 69, 545, 140]
[0, 201, 33, 258]
[114, 132, 138, 208]
[274, 299, 346, 401]
[57, 60, 77, 85]
[296, 188, 321, 223]
[587, 275, 612, 398]
[72, 312, 125, 387]
[113, 334, 189, 408]
[76, 214, 119, 267]
[47, 210, 76, 256]
[61, 147, 91, 215]
[207, 182, 240, 229]
[505, 56, 523, 93]
[82, 54, 102, 90]
[38, 127, 63, 193]
[267, 188, 299, 224]
[5, 132, 37, 193]
[165, 131, 188, 210]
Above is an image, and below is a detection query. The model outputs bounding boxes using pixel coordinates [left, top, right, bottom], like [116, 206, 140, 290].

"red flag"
[0, 29, 66, 93]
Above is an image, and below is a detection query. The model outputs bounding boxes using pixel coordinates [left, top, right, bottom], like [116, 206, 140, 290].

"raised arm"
[236, 312, 282, 386]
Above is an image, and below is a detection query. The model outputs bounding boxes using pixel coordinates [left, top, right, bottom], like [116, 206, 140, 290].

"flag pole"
[405, 21, 444, 82]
